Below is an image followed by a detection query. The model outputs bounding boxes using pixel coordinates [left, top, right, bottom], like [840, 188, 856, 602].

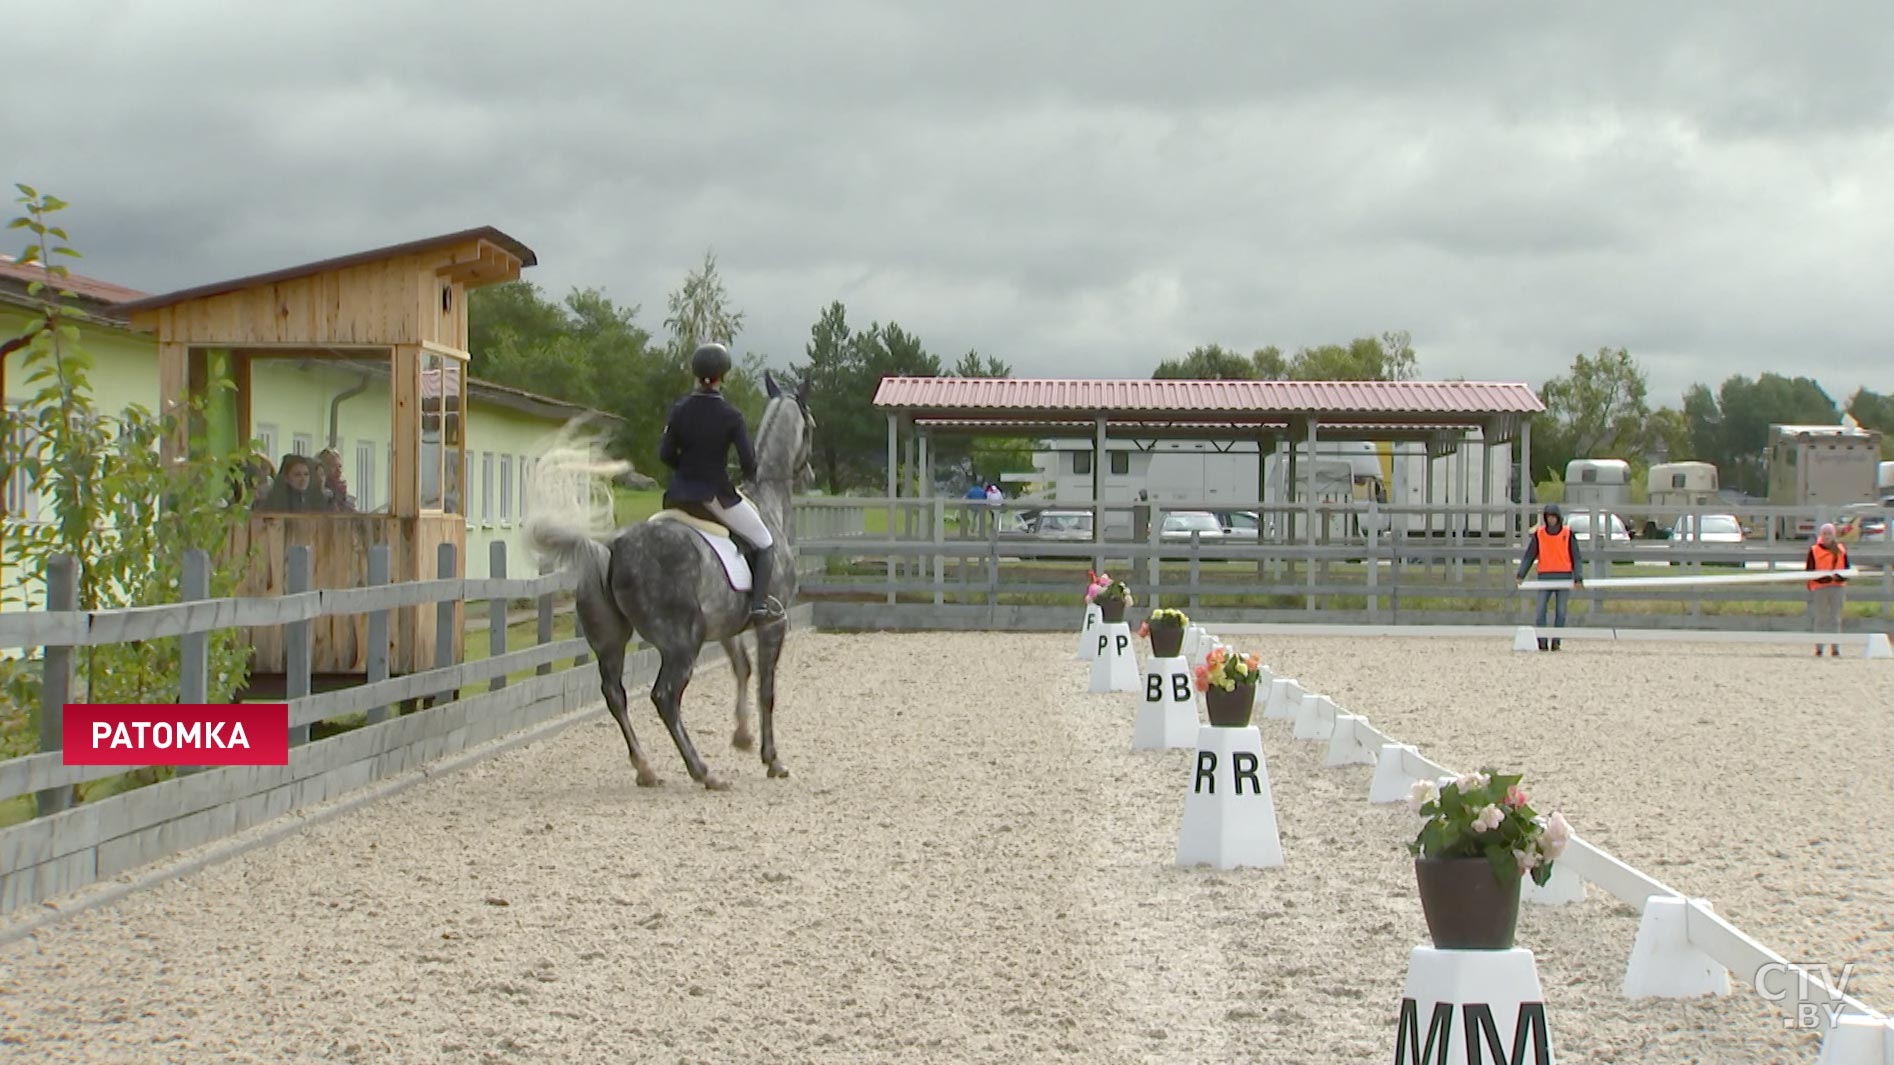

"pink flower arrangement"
[1193, 643, 1262, 693]
[1406, 768, 1570, 887]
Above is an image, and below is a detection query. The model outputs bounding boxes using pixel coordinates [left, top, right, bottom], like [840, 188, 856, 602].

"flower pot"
[1414, 856, 1521, 950]
[1147, 619, 1185, 658]
[1097, 597, 1127, 624]
[1203, 681, 1256, 728]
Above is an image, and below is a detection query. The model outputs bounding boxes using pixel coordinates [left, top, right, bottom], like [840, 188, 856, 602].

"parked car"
[1160, 511, 1226, 543]
[1668, 513, 1746, 545]
[1211, 510, 1262, 540]
[1032, 509, 1095, 541]
[1564, 511, 1630, 544]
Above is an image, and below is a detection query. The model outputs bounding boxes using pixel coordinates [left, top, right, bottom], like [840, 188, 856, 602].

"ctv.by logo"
[1755, 961, 1857, 1030]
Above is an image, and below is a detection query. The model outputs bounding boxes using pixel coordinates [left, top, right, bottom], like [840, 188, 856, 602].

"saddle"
[649, 495, 756, 592]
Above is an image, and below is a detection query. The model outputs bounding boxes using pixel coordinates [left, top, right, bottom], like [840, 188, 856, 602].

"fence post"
[537, 558, 555, 676]
[364, 545, 391, 724]
[1366, 504, 1380, 622]
[34, 554, 77, 818]
[489, 541, 508, 692]
[285, 545, 312, 747]
[176, 549, 210, 777]
[435, 542, 458, 704]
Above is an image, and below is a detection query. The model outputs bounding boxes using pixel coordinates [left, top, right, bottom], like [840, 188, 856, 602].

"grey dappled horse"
[524, 373, 815, 790]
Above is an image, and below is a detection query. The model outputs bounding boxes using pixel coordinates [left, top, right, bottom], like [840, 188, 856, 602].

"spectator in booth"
[316, 448, 356, 511]
[258, 453, 330, 512]
[1514, 502, 1583, 651]
[1805, 522, 1849, 658]
[229, 452, 275, 506]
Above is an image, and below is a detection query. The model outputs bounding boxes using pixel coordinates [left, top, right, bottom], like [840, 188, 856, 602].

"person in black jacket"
[658, 342, 784, 627]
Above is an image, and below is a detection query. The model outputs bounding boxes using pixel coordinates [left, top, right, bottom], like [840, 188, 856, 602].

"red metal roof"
[874, 376, 1543, 415]
[0, 256, 148, 306]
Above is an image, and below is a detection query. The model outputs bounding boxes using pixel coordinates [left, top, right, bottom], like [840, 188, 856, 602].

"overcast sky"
[9, 1, 1892, 406]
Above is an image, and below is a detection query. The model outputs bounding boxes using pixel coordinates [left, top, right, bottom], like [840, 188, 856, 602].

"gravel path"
[1, 629, 1883, 1063]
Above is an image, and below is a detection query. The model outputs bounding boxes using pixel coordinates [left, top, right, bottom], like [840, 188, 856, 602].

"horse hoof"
[702, 774, 732, 792]
[767, 763, 790, 779]
[732, 731, 755, 751]
[635, 771, 663, 788]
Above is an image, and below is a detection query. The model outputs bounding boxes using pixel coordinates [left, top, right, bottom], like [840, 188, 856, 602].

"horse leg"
[651, 646, 727, 791]
[597, 641, 661, 787]
[754, 623, 789, 779]
[722, 636, 755, 751]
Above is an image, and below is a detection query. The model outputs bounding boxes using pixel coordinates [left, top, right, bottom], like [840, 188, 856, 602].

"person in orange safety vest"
[1805, 522, 1849, 657]
[1515, 502, 1584, 651]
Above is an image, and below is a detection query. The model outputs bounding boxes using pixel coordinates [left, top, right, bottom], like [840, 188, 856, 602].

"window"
[292, 433, 313, 457]
[355, 440, 377, 511]
[1670, 473, 1687, 489]
[3, 406, 41, 524]
[499, 454, 513, 523]
[480, 451, 494, 523]
[518, 454, 529, 520]
[1072, 451, 1092, 475]
[255, 422, 278, 462]
[1109, 451, 1130, 475]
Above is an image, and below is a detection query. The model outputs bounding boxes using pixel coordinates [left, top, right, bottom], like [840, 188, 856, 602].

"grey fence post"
[435, 542, 458, 704]
[489, 541, 508, 692]
[35, 554, 78, 817]
[537, 559, 555, 676]
[176, 549, 210, 777]
[285, 545, 312, 747]
[364, 545, 392, 724]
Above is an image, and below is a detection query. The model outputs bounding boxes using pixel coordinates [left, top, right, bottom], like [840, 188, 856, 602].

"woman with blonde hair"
[1805, 522, 1849, 657]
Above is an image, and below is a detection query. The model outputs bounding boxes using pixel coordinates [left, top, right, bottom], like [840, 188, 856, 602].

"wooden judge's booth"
[117, 227, 536, 695]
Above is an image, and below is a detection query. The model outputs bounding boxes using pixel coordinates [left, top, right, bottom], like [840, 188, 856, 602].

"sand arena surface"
[0, 629, 1888, 1062]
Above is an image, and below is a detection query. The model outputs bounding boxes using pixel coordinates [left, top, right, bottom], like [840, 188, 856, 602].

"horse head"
[763, 370, 817, 490]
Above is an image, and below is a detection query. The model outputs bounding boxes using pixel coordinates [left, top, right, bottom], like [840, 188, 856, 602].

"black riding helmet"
[690, 342, 733, 384]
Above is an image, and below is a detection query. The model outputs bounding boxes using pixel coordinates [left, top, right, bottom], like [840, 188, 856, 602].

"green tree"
[1846, 388, 1894, 458]
[1152, 344, 1252, 379]
[1683, 373, 1839, 495]
[1, 185, 257, 771]
[663, 249, 745, 352]
[1531, 347, 1653, 483]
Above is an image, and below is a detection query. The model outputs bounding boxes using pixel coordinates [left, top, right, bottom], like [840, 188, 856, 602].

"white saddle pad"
[649, 512, 751, 592]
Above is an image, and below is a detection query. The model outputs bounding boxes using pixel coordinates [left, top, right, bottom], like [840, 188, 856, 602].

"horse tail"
[523, 419, 633, 609]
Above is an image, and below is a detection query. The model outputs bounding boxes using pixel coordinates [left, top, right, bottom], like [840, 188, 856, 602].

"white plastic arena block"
[1395, 946, 1556, 1065]
[1077, 604, 1103, 660]
[1513, 626, 1539, 653]
[1133, 656, 1200, 751]
[1182, 626, 1206, 664]
[1088, 622, 1141, 694]
[1264, 677, 1303, 721]
[1175, 725, 1284, 870]
[1369, 744, 1423, 803]
[1621, 897, 1731, 999]
[1522, 851, 1586, 906]
[1323, 714, 1378, 767]
[1292, 693, 1336, 741]
[1816, 1015, 1894, 1064]
[1865, 633, 1892, 660]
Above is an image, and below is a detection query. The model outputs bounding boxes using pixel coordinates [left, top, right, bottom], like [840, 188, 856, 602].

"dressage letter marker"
[1133, 655, 1198, 750]
[1394, 947, 1556, 1065]
[1088, 623, 1140, 694]
[1175, 724, 1284, 870]
[1077, 603, 1103, 660]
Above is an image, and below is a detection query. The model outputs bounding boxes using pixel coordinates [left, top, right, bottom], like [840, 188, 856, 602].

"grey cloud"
[9, 0, 1894, 415]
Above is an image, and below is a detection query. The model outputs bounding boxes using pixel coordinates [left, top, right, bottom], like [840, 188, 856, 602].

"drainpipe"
[327, 367, 374, 450]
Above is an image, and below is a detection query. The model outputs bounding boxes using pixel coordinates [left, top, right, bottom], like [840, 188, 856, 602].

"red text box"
[62, 704, 290, 766]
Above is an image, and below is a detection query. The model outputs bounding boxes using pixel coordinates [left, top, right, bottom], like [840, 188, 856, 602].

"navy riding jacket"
[658, 389, 758, 507]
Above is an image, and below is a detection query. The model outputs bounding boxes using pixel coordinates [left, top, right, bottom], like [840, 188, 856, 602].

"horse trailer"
[1646, 461, 1719, 509]
[1765, 423, 1883, 538]
[1563, 459, 1632, 511]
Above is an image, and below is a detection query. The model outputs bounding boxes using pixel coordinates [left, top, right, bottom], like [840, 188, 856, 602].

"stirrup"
[748, 595, 787, 626]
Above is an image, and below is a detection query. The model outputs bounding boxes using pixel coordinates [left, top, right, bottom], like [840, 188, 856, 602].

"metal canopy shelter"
[869, 377, 1544, 521]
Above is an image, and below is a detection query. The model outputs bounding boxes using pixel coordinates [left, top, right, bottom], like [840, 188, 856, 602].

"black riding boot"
[746, 547, 784, 628]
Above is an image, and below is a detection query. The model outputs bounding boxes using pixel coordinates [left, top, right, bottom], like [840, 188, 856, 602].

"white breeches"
[704, 497, 774, 550]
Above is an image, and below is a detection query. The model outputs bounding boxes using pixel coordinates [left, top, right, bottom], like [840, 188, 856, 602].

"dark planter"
[1203, 681, 1256, 727]
[1097, 597, 1127, 624]
[1414, 856, 1521, 950]
[1148, 620, 1185, 658]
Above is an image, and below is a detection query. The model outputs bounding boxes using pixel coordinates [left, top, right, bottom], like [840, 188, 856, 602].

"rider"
[658, 342, 786, 628]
